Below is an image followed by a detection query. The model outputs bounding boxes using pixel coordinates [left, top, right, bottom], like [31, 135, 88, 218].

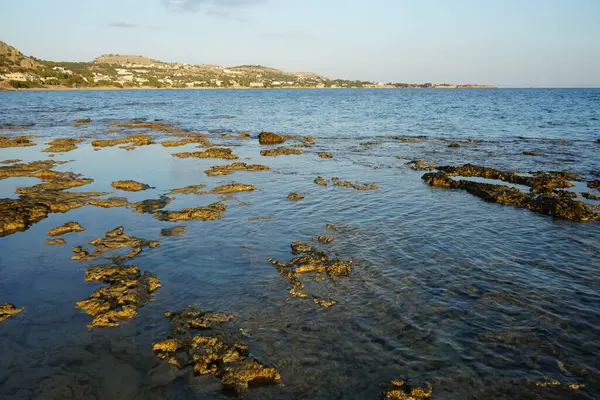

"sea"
[0, 88, 599, 399]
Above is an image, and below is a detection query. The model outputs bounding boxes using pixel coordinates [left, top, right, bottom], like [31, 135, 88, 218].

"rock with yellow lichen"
[152, 305, 280, 393]
[154, 203, 227, 222]
[0, 303, 25, 322]
[47, 221, 85, 237]
[76, 263, 161, 328]
[383, 380, 432, 400]
[204, 162, 270, 177]
[71, 226, 159, 261]
[111, 180, 151, 192]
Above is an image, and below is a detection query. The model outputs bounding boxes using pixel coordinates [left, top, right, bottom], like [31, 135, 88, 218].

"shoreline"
[0, 85, 498, 92]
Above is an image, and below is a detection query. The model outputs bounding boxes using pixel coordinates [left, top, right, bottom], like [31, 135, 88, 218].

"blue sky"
[2, 0, 599, 87]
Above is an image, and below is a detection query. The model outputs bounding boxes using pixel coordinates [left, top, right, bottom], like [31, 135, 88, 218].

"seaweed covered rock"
[71, 226, 160, 261]
[448, 143, 461, 148]
[111, 180, 151, 192]
[168, 185, 207, 195]
[173, 148, 238, 160]
[288, 192, 304, 200]
[318, 152, 333, 159]
[383, 380, 432, 400]
[47, 221, 85, 236]
[404, 160, 436, 171]
[523, 151, 543, 156]
[269, 241, 352, 306]
[45, 238, 66, 245]
[0, 135, 36, 148]
[0, 161, 108, 236]
[390, 136, 424, 143]
[314, 176, 328, 186]
[154, 203, 227, 222]
[423, 167, 599, 221]
[132, 197, 171, 214]
[208, 183, 256, 194]
[161, 137, 213, 148]
[111, 119, 183, 133]
[88, 197, 130, 208]
[313, 235, 335, 243]
[0, 303, 25, 322]
[258, 132, 285, 145]
[160, 226, 186, 236]
[260, 147, 304, 157]
[92, 134, 153, 148]
[332, 177, 379, 191]
[76, 263, 161, 328]
[204, 162, 270, 177]
[152, 305, 280, 393]
[43, 138, 82, 153]
[588, 180, 600, 190]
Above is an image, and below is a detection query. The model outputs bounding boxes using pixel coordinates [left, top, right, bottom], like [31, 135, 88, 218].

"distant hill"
[0, 40, 496, 90]
[0, 40, 40, 69]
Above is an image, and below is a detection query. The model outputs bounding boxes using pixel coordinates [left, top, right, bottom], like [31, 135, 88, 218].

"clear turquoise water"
[0, 89, 599, 399]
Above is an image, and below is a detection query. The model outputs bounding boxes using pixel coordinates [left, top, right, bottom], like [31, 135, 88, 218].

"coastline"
[0, 85, 498, 92]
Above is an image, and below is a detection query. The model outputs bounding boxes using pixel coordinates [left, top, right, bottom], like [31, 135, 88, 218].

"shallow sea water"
[0, 88, 599, 399]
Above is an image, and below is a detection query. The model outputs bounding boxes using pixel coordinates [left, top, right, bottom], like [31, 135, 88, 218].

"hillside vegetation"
[0, 40, 495, 90]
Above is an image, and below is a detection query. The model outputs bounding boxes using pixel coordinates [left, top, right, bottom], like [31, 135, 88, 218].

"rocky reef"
[152, 305, 280, 393]
[111, 180, 151, 192]
[422, 164, 599, 221]
[269, 240, 352, 306]
[71, 226, 160, 261]
[154, 203, 227, 222]
[204, 162, 270, 176]
[43, 138, 82, 153]
[260, 147, 304, 156]
[76, 263, 161, 328]
[172, 148, 238, 160]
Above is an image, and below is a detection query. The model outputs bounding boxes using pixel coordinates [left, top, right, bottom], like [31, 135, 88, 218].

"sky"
[1, 0, 599, 87]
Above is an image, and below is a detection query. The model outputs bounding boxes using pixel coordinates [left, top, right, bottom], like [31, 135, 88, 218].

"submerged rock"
[74, 118, 92, 124]
[390, 136, 424, 143]
[111, 180, 151, 192]
[204, 162, 270, 176]
[47, 221, 85, 237]
[288, 192, 304, 200]
[112, 119, 183, 133]
[155, 203, 227, 221]
[220, 132, 250, 139]
[76, 263, 161, 328]
[314, 176, 328, 186]
[258, 131, 286, 145]
[313, 235, 335, 243]
[173, 148, 238, 160]
[152, 305, 280, 393]
[404, 160, 436, 171]
[248, 215, 273, 221]
[383, 380, 432, 400]
[523, 151, 543, 156]
[318, 152, 333, 159]
[269, 241, 352, 306]
[0, 135, 36, 148]
[160, 226, 186, 236]
[168, 185, 207, 195]
[71, 226, 160, 261]
[0, 303, 25, 322]
[43, 138, 82, 153]
[132, 197, 172, 214]
[332, 177, 379, 190]
[260, 147, 304, 156]
[588, 180, 600, 190]
[448, 143, 461, 148]
[423, 167, 599, 221]
[45, 238, 66, 245]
